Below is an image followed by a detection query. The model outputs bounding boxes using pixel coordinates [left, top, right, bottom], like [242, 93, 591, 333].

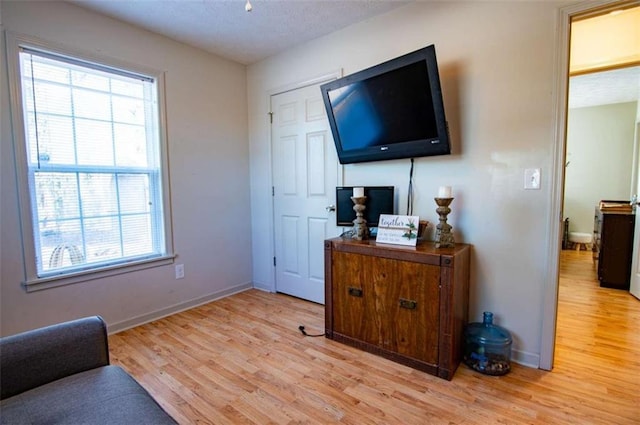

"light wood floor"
[109, 250, 640, 424]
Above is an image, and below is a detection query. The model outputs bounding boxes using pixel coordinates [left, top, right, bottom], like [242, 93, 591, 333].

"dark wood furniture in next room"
[324, 238, 470, 380]
[593, 201, 635, 290]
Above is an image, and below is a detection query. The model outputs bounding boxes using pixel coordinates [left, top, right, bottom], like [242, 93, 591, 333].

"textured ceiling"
[69, 1, 639, 108]
[569, 66, 640, 109]
[69, 0, 411, 65]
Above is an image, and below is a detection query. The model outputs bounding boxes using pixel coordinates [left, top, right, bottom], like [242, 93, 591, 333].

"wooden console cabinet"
[324, 238, 470, 380]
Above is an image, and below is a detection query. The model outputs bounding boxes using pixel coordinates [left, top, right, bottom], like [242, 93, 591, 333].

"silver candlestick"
[351, 196, 369, 240]
[434, 197, 455, 248]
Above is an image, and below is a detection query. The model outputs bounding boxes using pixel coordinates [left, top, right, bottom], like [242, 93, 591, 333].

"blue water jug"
[463, 311, 512, 375]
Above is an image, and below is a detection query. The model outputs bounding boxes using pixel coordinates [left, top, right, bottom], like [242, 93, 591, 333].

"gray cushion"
[0, 365, 177, 425]
[0, 316, 109, 400]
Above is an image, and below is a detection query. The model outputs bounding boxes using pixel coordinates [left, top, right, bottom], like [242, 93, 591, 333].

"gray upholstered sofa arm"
[0, 316, 110, 400]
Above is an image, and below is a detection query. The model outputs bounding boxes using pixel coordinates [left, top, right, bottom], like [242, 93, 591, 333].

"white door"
[629, 121, 640, 300]
[271, 83, 341, 304]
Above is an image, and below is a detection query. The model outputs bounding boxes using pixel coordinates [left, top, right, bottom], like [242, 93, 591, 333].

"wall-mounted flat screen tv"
[320, 45, 450, 164]
[336, 186, 395, 227]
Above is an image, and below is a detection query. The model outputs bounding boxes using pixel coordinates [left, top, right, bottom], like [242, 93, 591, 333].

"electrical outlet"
[175, 264, 185, 279]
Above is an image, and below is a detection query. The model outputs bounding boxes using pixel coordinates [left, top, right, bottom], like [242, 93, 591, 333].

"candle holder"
[434, 197, 455, 248]
[351, 196, 369, 240]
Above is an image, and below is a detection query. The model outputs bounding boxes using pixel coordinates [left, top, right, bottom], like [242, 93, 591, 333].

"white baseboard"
[252, 280, 274, 293]
[107, 282, 253, 334]
[511, 348, 540, 369]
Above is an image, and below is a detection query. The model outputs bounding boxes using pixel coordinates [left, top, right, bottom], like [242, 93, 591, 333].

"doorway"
[541, 0, 640, 370]
[563, 65, 639, 292]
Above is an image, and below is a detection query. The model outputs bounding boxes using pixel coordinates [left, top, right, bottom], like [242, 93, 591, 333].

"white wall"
[564, 102, 637, 234]
[248, 1, 576, 367]
[0, 1, 252, 335]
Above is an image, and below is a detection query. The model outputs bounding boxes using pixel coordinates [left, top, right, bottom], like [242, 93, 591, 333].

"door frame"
[540, 0, 637, 370]
[266, 70, 343, 294]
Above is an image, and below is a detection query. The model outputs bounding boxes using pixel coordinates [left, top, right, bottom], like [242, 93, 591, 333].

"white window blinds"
[18, 47, 168, 278]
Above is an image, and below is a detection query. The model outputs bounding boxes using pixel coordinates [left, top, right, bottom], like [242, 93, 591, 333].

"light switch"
[524, 168, 541, 190]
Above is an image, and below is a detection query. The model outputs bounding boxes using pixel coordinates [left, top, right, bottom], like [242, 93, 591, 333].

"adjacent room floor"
[109, 250, 640, 424]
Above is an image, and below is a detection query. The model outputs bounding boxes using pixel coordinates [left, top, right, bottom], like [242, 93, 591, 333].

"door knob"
[326, 205, 336, 212]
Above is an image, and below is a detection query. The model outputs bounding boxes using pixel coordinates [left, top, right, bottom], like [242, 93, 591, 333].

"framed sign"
[376, 214, 420, 246]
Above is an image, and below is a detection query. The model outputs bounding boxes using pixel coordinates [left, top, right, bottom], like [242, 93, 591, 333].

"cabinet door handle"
[399, 298, 417, 310]
[348, 286, 363, 297]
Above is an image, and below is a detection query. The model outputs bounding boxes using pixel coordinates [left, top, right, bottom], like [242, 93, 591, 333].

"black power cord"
[298, 325, 325, 337]
[406, 158, 414, 215]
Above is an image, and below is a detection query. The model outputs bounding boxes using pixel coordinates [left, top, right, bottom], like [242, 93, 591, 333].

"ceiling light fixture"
[245, 0, 252, 12]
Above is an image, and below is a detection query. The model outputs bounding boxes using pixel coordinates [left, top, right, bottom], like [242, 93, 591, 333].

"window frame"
[6, 32, 175, 292]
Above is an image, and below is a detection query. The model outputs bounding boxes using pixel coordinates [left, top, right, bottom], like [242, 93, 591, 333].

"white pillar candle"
[353, 187, 365, 198]
[438, 186, 452, 198]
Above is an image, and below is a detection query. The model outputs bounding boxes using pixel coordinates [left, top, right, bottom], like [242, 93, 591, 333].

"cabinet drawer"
[332, 251, 440, 364]
[331, 251, 367, 341]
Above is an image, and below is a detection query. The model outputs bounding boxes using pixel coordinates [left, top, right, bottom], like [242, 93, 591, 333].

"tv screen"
[321, 45, 450, 164]
[336, 186, 395, 227]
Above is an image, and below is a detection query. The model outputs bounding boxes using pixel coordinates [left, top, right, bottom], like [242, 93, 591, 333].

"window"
[8, 35, 173, 291]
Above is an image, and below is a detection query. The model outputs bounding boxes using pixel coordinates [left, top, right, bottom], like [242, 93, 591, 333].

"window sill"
[22, 254, 176, 293]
